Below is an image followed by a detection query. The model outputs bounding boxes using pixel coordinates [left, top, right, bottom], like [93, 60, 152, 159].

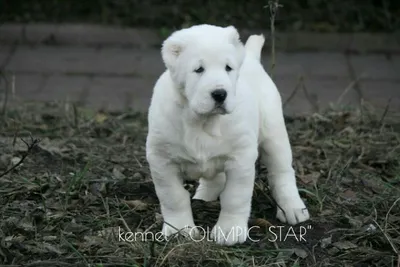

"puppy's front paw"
[273, 185, 310, 225]
[211, 214, 248, 246]
[161, 211, 199, 240]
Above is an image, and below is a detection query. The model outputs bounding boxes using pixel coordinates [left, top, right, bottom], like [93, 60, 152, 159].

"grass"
[0, 98, 399, 266]
[1, 0, 400, 33]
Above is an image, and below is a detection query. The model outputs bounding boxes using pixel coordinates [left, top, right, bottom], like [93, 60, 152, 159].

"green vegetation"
[1, 0, 400, 32]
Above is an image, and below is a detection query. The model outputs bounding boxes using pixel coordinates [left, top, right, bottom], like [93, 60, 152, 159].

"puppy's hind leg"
[193, 173, 226, 202]
[258, 97, 310, 225]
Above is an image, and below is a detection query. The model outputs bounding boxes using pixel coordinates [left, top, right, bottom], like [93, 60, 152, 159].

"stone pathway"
[0, 24, 399, 115]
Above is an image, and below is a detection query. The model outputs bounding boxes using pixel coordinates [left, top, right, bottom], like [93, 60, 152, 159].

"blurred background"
[0, 0, 399, 114]
[2, 0, 400, 32]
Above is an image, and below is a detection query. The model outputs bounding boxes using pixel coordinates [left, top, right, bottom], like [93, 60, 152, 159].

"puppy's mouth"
[212, 104, 228, 115]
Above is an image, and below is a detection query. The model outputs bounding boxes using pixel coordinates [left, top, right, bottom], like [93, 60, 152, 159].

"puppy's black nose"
[211, 89, 227, 103]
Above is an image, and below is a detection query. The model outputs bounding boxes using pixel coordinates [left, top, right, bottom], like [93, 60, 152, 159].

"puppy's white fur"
[146, 24, 309, 246]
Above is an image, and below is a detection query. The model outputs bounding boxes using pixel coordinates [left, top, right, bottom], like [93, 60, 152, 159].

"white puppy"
[146, 24, 309, 246]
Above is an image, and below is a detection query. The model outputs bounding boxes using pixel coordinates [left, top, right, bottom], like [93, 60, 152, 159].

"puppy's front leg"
[148, 155, 198, 238]
[211, 157, 256, 245]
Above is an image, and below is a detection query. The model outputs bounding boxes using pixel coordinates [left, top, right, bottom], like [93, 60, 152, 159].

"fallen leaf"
[18, 217, 35, 232]
[95, 113, 108, 123]
[63, 222, 89, 233]
[38, 139, 70, 157]
[345, 215, 363, 228]
[327, 247, 340, 255]
[11, 157, 22, 167]
[97, 227, 120, 240]
[299, 172, 320, 185]
[320, 209, 335, 216]
[133, 172, 142, 179]
[155, 213, 163, 224]
[294, 248, 308, 258]
[361, 176, 386, 194]
[0, 154, 11, 169]
[123, 199, 149, 211]
[84, 235, 107, 247]
[320, 236, 332, 248]
[332, 241, 357, 250]
[42, 236, 58, 241]
[361, 223, 377, 233]
[112, 167, 126, 179]
[89, 182, 106, 196]
[250, 218, 273, 228]
[42, 242, 64, 255]
[340, 189, 357, 201]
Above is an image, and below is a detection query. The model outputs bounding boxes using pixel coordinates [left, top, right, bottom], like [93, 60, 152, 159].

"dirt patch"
[0, 101, 399, 266]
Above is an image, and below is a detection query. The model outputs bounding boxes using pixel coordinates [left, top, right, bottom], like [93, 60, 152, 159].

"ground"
[0, 99, 399, 267]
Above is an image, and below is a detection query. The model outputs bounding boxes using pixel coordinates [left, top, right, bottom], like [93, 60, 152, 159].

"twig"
[1, 72, 9, 118]
[336, 74, 363, 105]
[72, 103, 79, 128]
[379, 97, 392, 129]
[373, 219, 398, 255]
[384, 197, 400, 233]
[0, 134, 41, 178]
[302, 81, 319, 112]
[265, 0, 283, 78]
[157, 242, 192, 267]
[283, 76, 304, 109]
[0, 42, 18, 118]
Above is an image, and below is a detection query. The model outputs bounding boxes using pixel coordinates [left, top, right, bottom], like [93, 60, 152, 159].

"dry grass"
[0, 99, 399, 267]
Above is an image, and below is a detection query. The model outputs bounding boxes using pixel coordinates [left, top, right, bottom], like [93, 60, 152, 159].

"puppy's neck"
[182, 108, 223, 137]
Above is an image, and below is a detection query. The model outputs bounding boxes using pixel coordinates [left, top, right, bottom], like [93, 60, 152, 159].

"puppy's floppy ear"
[161, 33, 186, 70]
[225, 25, 245, 66]
[225, 25, 242, 47]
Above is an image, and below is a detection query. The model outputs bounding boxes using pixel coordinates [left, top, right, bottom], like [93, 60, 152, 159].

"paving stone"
[303, 77, 361, 109]
[85, 76, 155, 112]
[37, 75, 92, 103]
[13, 74, 47, 100]
[274, 77, 314, 115]
[24, 24, 59, 44]
[275, 76, 360, 115]
[6, 46, 164, 78]
[6, 46, 98, 74]
[359, 80, 400, 110]
[350, 54, 398, 80]
[262, 52, 349, 78]
[55, 24, 161, 47]
[390, 55, 400, 76]
[3, 36, 399, 115]
[0, 45, 12, 67]
[0, 24, 23, 44]
[348, 33, 400, 53]
[95, 48, 164, 77]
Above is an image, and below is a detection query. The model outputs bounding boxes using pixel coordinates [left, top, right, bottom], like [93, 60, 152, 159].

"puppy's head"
[161, 24, 244, 116]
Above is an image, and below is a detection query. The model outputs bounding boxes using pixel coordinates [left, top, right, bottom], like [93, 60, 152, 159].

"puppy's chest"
[174, 131, 231, 180]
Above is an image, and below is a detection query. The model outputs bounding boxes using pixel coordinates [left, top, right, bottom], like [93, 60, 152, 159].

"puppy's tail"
[244, 34, 265, 61]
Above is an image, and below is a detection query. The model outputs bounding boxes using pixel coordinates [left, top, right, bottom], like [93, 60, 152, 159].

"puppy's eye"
[194, 66, 204, 73]
[225, 65, 233, 72]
